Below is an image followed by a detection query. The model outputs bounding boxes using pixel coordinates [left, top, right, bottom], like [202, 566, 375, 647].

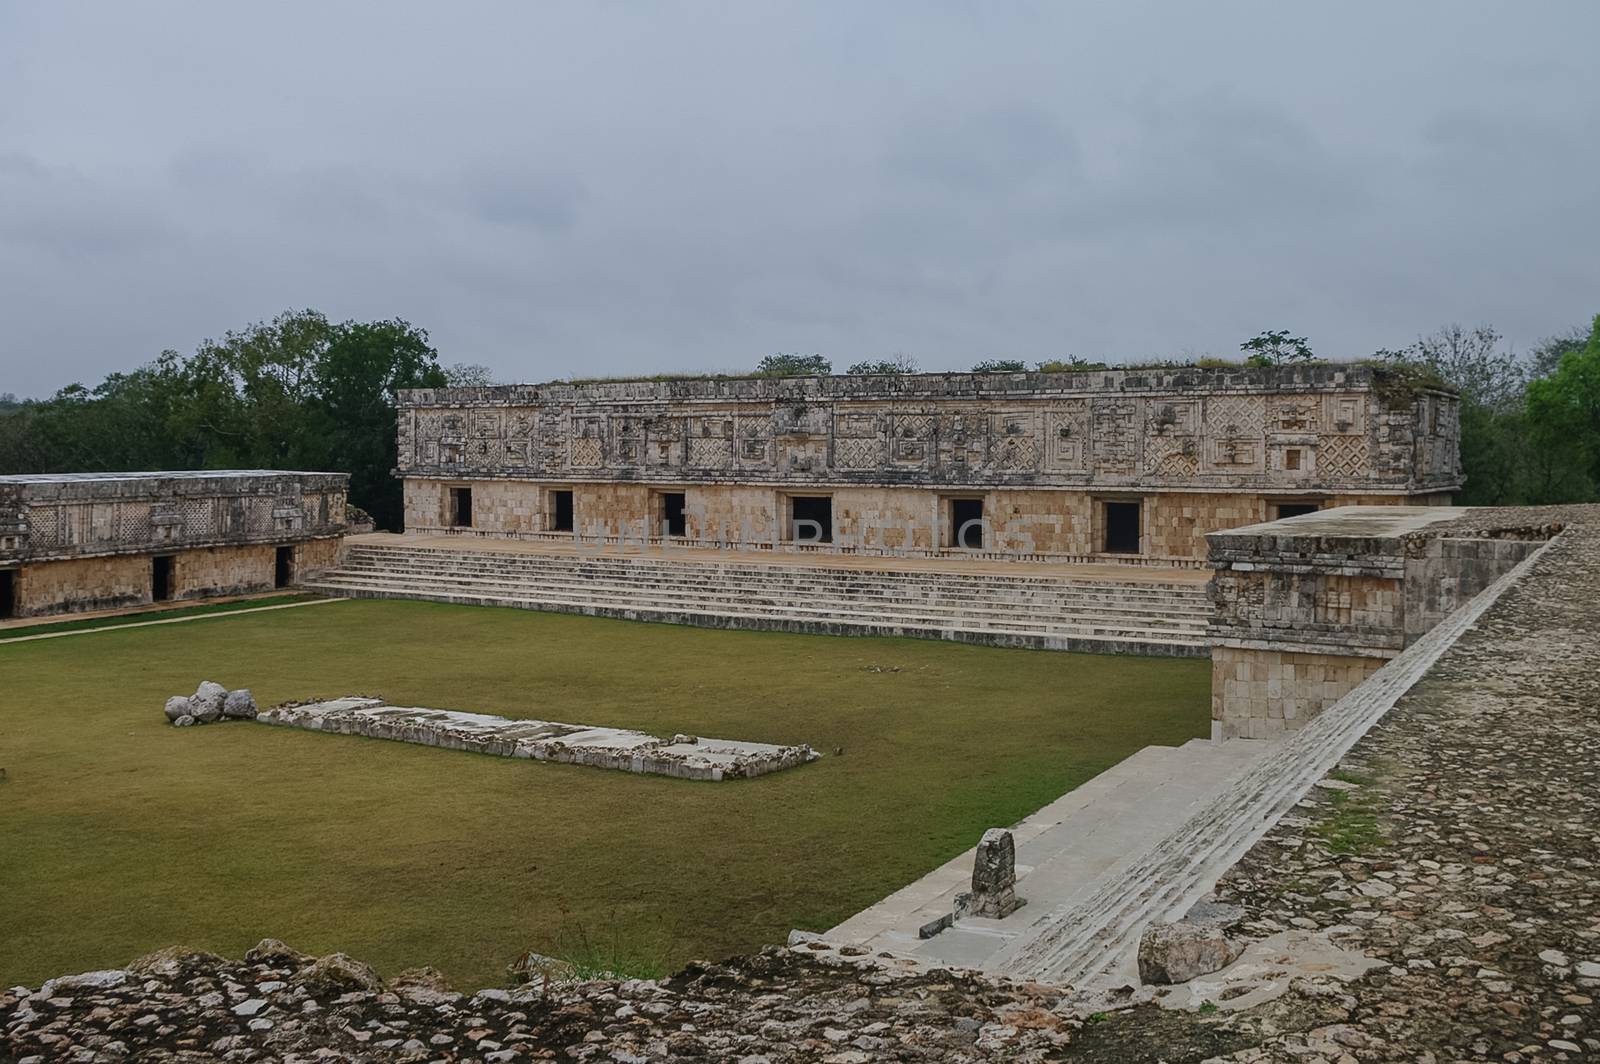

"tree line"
[0, 310, 448, 530]
[3, 311, 1597, 526]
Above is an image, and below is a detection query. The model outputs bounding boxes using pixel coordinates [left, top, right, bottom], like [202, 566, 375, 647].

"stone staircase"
[304, 540, 1211, 656]
[823, 542, 1549, 989]
[824, 737, 1268, 972]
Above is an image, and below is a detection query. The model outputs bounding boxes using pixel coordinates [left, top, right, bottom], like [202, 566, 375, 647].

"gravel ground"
[1, 939, 1082, 1063]
[1194, 511, 1600, 1062]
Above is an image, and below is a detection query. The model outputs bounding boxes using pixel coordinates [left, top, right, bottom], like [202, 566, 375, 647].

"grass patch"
[0, 594, 318, 641]
[0, 598, 1208, 989]
[1311, 790, 1385, 855]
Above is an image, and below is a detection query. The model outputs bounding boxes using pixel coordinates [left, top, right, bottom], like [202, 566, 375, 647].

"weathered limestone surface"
[0, 470, 348, 617]
[955, 828, 1025, 920]
[395, 366, 1459, 562]
[1207, 505, 1553, 737]
[259, 697, 819, 781]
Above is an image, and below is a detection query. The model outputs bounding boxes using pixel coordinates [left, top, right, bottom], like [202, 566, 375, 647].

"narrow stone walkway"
[0, 597, 345, 644]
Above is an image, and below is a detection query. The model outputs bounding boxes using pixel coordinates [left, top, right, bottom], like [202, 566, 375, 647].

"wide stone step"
[335, 558, 1209, 608]
[326, 565, 1212, 620]
[342, 546, 1207, 596]
[308, 575, 1208, 641]
[304, 579, 1207, 655]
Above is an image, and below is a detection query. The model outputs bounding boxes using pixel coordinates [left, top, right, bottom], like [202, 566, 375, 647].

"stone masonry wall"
[1210, 645, 1385, 739]
[10, 536, 340, 618]
[396, 366, 1461, 498]
[13, 552, 155, 617]
[1207, 506, 1554, 737]
[403, 478, 1423, 562]
[0, 471, 349, 567]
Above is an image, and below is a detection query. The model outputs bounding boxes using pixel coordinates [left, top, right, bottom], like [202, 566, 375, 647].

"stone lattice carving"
[394, 368, 1462, 495]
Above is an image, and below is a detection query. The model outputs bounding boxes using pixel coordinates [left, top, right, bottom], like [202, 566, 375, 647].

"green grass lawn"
[0, 599, 1209, 989]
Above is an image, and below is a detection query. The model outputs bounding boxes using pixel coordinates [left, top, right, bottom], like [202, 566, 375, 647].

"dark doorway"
[152, 555, 174, 601]
[449, 487, 473, 528]
[1274, 502, 1320, 520]
[0, 569, 15, 619]
[275, 545, 295, 589]
[790, 496, 833, 544]
[551, 490, 574, 533]
[662, 492, 687, 537]
[951, 498, 985, 550]
[1103, 501, 1141, 554]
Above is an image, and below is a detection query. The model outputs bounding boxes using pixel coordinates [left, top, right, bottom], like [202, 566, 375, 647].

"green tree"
[754, 353, 831, 377]
[971, 359, 1027, 373]
[313, 319, 446, 528]
[0, 309, 448, 529]
[1530, 326, 1589, 379]
[1240, 330, 1314, 366]
[846, 354, 919, 375]
[1526, 315, 1600, 501]
[444, 362, 498, 386]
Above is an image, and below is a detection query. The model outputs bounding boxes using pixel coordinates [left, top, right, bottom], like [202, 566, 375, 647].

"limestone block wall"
[0, 471, 349, 566]
[171, 544, 277, 600]
[13, 553, 156, 617]
[393, 366, 1461, 562]
[8, 535, 341, 618]
[1210, 647, 1384, 740]
[1206, 506, 1552, 738]
[404, 477, 1433, 563]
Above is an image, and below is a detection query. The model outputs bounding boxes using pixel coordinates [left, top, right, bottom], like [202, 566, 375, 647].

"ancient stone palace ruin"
[393, 365, 1462, 564]
[0, 470, 348, 619]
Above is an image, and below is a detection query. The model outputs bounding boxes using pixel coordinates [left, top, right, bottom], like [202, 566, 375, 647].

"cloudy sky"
[2, 2, 1596, 396]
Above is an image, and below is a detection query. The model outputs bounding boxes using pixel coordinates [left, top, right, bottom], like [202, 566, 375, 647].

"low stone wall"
[258, 697, 820, 781]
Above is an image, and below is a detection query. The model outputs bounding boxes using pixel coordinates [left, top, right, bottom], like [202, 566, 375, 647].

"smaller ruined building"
[1207, 505, 1559, 738]
[394, 365, 1461, 564]
[0, 471, 348, 619]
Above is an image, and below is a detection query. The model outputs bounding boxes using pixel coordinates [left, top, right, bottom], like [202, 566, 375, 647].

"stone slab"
[257, 697, 818, 781]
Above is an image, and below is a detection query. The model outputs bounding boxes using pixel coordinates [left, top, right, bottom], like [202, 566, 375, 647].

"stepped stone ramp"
[825, 539, 1551, 989]
[823, 736, 1267, 968]
[305, 535, 1210, 655]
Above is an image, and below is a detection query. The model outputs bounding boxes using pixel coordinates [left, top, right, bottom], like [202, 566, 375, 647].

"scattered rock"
[163, 696, 191, 723]
[243, 938, 307, 967]
[1137, 920, 1243, 984]
[221, 688, 257, 719]
[507, 950, 578, 987]
[296, 953, 383, 994]
[1, 942, 1079, 1062]
[190, 681, 227, 722]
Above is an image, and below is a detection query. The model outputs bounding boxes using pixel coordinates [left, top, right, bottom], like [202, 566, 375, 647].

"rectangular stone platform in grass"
[257, 697, 818, 781]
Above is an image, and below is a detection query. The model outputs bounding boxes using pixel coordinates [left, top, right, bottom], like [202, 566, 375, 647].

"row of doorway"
[439, 485, 1325, 554]
[0, 546, 299, 621]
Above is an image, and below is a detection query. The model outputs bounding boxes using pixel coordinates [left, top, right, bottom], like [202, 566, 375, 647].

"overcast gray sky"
[2, 2, 1596, 396]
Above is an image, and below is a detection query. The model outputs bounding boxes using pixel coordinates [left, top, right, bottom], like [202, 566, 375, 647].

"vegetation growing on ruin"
[1311, 785, 1386, 856]
[0, 598, 1210, 990]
